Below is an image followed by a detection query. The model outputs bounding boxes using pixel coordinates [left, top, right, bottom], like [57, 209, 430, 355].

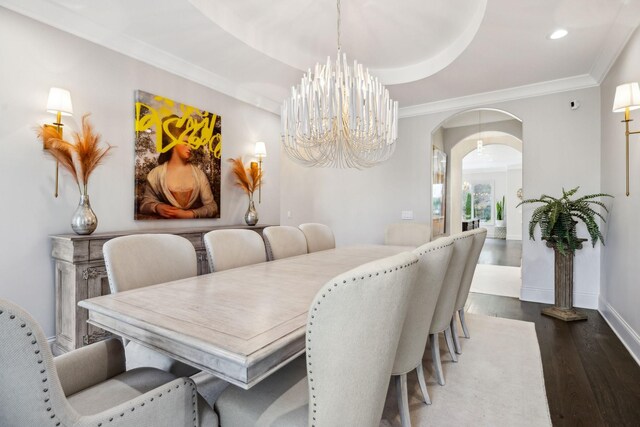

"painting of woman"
[139, 115, 218, 218]
[134, 91, 222, 220]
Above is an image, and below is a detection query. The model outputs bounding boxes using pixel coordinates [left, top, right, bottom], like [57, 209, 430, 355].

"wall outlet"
[401, 210, 414, 220]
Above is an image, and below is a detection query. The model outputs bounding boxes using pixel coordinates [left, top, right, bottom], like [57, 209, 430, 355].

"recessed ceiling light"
[549, 29, 568, 40]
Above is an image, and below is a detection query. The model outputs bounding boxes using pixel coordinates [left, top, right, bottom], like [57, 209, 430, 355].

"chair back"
[0, 298, 76, 426]
[429, 232, 474, 334]
[204, 229, 267, 272]
[299, 223, 336, 253]
[392, 238, 454, 375]
[103, 234, 197, 293]
[384, 222, 431, 246]
[306, 252, 418, 427]
[454, 228, 488, 311]
[262, 226, 308, 260]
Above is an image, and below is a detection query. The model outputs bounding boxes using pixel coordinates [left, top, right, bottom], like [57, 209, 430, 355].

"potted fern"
[518, 187, 612, 321]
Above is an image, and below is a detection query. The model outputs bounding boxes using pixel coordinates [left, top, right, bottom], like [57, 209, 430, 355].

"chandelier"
[281, 0, 399, 169]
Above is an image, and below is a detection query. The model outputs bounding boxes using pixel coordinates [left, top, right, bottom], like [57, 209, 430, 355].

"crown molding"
[589, 1, 640, 84]
[0, 0, 281, 115]
[399, 74, 598, 118]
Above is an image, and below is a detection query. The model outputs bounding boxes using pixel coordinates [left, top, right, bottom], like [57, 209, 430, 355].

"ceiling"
[3, 0, 640, 115]
[463, 144, 522, 171]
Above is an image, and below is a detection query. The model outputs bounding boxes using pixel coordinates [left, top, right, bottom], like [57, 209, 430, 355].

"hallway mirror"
[432, 146, 447, 237]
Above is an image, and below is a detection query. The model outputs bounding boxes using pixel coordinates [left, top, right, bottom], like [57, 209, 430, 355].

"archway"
[431, 108, 523, 297]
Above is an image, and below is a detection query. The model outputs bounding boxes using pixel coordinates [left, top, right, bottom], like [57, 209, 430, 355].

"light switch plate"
[401, 210, 414, 220]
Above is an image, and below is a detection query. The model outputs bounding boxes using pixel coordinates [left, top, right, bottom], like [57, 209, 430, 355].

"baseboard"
[520, 286, 598, 309]
[506, 234, 522, 241]
[598, 297, 640, 366]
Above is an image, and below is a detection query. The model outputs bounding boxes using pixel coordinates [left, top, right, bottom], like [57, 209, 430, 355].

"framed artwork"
[134, 90, 221, 220]
[432, 146, 447, 237]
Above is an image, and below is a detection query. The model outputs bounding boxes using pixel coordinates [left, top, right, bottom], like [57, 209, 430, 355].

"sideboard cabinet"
[50, 225, 270, 354]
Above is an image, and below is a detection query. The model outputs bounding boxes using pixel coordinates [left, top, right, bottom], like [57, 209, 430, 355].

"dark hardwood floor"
[466, 293, 640, 426]
[478, 238, 522, 267]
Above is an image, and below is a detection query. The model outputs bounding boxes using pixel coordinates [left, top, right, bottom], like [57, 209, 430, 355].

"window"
[461, 181, 494, 224]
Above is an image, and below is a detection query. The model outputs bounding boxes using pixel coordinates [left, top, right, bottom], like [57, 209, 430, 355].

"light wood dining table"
[79, 245, 412, 389]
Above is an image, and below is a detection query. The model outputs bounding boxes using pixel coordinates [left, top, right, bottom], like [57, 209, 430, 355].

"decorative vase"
[71, 194, 98, 235]
[244, 195, 258, 226]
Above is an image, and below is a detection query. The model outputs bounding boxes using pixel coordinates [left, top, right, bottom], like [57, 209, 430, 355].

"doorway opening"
[431, 108, 523, 298]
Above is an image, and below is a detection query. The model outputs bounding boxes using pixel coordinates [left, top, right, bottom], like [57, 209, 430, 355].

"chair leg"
[430, 333, 445, 386]
[444, 327, 458, 363]
[416, 363, 431, 405]
[451, 316, 462, 355]
[395, 374, 412, 427]
[459, 309, 470, 338]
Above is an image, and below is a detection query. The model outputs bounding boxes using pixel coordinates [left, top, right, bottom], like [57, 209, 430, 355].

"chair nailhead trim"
[305, 258, 418, 425]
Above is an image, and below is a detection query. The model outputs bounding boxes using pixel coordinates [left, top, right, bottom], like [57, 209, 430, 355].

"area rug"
[470, 264, 521, 298]
[380, 313, 551, 426]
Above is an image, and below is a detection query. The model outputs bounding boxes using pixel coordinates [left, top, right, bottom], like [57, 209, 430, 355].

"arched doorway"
[431, 108, 523, 298]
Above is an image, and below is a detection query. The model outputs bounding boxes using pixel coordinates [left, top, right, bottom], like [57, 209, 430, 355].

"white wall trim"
[399, 74, 598, 118]
[520, 286, 598, 309]
[0, 0, 281, 115]
[598, 297, 640, 366]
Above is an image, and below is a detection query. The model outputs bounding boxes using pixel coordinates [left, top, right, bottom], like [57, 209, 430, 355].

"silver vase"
[244, 197, 258, 226]
[71, 194, 98, 235]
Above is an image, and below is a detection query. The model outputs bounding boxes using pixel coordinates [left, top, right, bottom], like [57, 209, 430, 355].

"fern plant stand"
[542, 241, 588, 322]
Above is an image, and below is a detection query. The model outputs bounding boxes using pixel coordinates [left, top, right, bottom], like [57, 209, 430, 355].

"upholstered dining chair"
[391, 238, 454, 427]
[0, 298, 218, 427]
[451, 228, 488, 354]
[104, 234, 229, 404]
[298, 223, 336, 253]
[103, 234, 200, 377]
[428, 232, 474, 386]
[262, 225, 308, 260]
[203, 229, 267, 272]
[214, 251, 419, 427]
[384, 222, 431, 246]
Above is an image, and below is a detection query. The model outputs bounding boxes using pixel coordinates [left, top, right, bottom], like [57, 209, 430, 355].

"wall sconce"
[613, 82, 640, 196]
[254, 141, 267, 203]
[46, 87, 74, 197]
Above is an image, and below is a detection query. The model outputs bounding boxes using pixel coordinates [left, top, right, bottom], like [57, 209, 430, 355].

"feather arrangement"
[37, 114, 112, 194]
[228, 157, 263, 197]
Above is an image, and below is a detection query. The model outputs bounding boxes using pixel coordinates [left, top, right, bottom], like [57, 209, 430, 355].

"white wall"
[281, 86, 602, 308]
[600, 26, 640, 363]
[506, 167, 523, 240]
[0, 8, 281, 338]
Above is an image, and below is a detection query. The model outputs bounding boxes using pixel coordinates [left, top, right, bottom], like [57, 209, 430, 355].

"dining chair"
[451, 228, 488, 354]
[262, 225, 308, 260]
[298, 223, 336, 253]
[428, 232, 474, 386]
[214, 251, 419, 427]
[384, 222, 431, 246]
[203, 229, 267, 272]
[0, 298, 218, 427]
[103, 234, 228, 402]
[391, 237, 454, 427]
[103, 234, 199, 375]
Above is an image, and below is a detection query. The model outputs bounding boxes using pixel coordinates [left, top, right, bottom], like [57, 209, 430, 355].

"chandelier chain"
[337, 0, 341, 52]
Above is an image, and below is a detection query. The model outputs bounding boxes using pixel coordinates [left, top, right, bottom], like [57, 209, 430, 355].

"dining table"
[79, 244, 413, 389]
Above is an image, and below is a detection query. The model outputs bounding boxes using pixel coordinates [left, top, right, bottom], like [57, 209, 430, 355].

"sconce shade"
[612, 82, 640, 113]
[47, 87, 73, 116]
[254, 141, 267, 158]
